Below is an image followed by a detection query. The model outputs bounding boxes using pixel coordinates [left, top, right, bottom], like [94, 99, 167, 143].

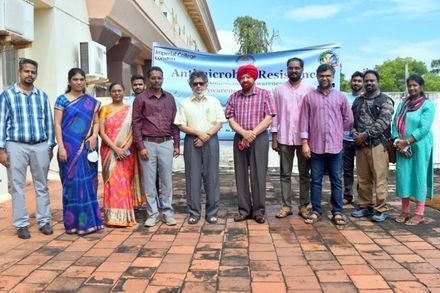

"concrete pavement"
[0, 171, 439, 292]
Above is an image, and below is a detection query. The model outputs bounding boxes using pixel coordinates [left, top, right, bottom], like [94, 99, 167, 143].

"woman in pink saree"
[99, 83, 142, 227]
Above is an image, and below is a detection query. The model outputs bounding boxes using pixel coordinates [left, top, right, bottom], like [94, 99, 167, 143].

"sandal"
[332, 212, 348, 225]
[276, 208, 293, 218]
[298, 206, 311, 219]
[206, 216, 218, 224]
[304, 211, 321, 224]
[394, 212, 409, 223]
[188, 216, 200, 224]
[405, 215, 425, 226]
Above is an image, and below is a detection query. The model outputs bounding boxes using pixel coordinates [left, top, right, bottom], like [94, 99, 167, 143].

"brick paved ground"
[0, 171, 439, 292]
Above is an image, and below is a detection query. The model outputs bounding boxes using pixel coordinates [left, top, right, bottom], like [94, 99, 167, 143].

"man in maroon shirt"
[132, 66, 180, 227]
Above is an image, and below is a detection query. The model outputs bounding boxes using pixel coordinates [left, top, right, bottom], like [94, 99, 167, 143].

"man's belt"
[11, 140, 47, 145]
[143, 136, 172, 143]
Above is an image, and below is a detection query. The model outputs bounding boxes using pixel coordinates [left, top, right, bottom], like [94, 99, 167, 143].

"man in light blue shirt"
[343, 71, 363, 205]
[0, 58, 55, 239]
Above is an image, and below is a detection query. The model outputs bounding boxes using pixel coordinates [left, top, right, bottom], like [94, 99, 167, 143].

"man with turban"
[225, 64, 276, 224]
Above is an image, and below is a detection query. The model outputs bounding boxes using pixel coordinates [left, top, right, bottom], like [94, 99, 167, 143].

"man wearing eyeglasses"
[225, 64, 276, 224]
[174, 70, 226, 225]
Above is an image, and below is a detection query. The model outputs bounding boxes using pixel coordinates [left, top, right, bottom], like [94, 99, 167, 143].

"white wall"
[0, 0, 92, 198]
[162, 0, 207, 51]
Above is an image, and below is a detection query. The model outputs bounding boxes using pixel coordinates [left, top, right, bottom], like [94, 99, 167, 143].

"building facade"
[0, 0, 220, 198]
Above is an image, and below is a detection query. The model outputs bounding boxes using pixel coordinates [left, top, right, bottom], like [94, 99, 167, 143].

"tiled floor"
[0, 172, 439, 292]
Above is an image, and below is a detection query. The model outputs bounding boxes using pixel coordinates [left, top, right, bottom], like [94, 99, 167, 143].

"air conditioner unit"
[0, 0, 34, 43]
[79, 41, 108, 82]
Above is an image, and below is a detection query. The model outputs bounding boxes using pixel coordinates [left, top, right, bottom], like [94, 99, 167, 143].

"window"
[0, 48, 17, 90]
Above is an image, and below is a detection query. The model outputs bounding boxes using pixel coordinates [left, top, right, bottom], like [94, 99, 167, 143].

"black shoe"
[234, 214, 249, 222]
[39, 223, 53, 235]
[254, 215, 265, 224]
[17, 227, 31, 239]
[188, 216, 200, 225]
[206, 216, 218, 224]
[343, 198, 353, 205]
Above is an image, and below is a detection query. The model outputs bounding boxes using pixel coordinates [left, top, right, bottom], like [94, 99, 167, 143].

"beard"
[319, 81, 331, 89]
[22, 78, 34, 86]
[365, 85, 375, 93]
[288, 74, 301, 82]
[351, 85, 362, 92]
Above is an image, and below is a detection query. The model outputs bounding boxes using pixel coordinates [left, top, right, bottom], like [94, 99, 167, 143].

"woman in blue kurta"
[392, 75, 435, 225]
[54, 68, 104, 234]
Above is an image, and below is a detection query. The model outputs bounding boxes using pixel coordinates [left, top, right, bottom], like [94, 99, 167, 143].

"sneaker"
[144, 217, 158, 227]
[351, 208, 374, 218]
[39, 223, 53, 235]
[371, 212, 388, 222]
[163, 216, 177, 226]
[17, 226, 31, 239]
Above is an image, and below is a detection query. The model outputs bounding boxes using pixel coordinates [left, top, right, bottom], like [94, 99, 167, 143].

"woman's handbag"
[387, 139, 396, 163]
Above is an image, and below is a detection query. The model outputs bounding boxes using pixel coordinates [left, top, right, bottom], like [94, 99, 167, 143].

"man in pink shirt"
[271, 57, 314, 219]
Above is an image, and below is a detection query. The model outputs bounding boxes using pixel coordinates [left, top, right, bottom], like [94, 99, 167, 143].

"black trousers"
[343, 140, 357, 202]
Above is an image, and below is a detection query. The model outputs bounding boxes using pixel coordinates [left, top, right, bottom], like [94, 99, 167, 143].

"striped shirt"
[225, 86, 276, 130]
[0, 84, 55, 148]
[300, 87, 353, 154]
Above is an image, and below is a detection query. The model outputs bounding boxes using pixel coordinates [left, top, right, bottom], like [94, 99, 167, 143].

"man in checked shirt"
[225, 64, 276, 224]
[0, 58, 55, 239]
[300, 63, 353, 225]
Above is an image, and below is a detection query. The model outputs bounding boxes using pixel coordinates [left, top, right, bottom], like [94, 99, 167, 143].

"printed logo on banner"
[235, 55, 256, 65]
[319, 51, 340, 67]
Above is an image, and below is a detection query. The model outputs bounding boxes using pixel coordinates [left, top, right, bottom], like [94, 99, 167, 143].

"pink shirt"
[271, 80, 315, 145]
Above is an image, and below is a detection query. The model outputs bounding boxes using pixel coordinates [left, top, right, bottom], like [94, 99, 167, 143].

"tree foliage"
[374, 57, 428, 92]
[233, 16, 279, 54]
[431, 59, 440, 74]
[340, 72, 350, 92]
[424, 72, 440, 91]
[341, 57, 440, 92]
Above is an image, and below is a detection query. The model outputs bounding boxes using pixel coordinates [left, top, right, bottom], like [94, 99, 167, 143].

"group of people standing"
[0, 56, 435, 239]
[270, 60, 434, 227]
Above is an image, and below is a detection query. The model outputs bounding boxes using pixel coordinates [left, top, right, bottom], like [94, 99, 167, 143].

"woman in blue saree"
[54, 68, 103, 235]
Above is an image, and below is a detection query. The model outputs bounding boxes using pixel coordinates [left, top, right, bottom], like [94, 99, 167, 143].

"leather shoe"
[254, 215, 265, 224]
[206, 216, 218, 224]
[234, 214, 249, 222]
[39, 223, 53, 235]
[17, 227, 31, 239]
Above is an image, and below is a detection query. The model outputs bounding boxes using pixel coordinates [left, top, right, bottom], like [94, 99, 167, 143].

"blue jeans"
[310, 151, 343, 214]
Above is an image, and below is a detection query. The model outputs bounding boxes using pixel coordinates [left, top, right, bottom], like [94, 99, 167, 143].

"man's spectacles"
[192, 82, 206, 87]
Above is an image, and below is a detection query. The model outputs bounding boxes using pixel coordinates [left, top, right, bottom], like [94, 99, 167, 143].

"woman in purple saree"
[54, 68, 103, 235]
